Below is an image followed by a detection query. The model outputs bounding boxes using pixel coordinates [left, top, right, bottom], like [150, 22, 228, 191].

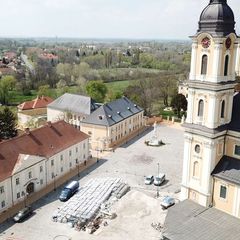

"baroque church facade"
[181, 0, 240, 218]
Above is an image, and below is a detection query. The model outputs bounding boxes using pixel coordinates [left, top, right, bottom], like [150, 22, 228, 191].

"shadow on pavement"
[0, 159, 108, 235]
[119, 127, 153, 149]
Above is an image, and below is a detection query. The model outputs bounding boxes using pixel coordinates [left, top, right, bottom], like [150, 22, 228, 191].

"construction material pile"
[52, 178, 130, 230]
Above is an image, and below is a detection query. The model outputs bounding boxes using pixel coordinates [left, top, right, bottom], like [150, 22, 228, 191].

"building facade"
[181, 0, 240, 218]
[80, 97, 145, 151]
[0, 121, 89, 214]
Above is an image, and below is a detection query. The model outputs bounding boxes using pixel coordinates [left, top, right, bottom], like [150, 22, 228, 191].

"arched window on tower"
[201, 55, 208, 75]
[198, 100, 204, 117]
[193, 161, 199, 178]
[221, 100, 225, 118]
[224, 55, 229, 76]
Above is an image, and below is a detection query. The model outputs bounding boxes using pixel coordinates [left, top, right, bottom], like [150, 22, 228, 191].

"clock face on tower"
[201, 37, 211, 48]
[225, 37, 232, 49]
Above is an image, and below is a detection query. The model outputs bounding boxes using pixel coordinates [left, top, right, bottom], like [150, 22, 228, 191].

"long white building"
[0, 121, 89, 214]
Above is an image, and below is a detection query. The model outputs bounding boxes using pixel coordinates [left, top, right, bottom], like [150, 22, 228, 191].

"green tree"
[86, 81, 108, 103]
[124, 79, 154, 116]
[171, 93, 187, 118]
[0, 75, 16, 104]
[37, 84, 51, 97]
[0, 107, 17, 140]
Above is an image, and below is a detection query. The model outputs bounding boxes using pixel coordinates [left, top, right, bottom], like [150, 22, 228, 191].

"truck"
[59, 180, 79, 201]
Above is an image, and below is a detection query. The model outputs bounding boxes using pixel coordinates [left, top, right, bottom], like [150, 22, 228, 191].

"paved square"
[0, 124, 184, 240]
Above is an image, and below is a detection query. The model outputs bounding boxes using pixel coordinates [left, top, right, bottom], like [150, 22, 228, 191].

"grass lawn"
[105, 80, 136, 95]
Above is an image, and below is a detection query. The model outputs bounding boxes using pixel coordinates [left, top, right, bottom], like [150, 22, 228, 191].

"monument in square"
[146, 121, 164, 146]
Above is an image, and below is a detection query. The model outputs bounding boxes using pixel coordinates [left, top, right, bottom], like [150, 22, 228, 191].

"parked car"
[59, 180, 79, 202]
[144, 175, 154, 185]
[154, 173, 165, 186]
[13, 206, 33, 222]
[161, 196, 175, 209]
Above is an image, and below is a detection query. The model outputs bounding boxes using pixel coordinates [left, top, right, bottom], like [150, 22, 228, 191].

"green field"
[105, 80, 135, 95]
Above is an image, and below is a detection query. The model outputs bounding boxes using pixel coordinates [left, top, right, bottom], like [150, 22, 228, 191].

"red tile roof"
[39, 53, 58, 60]
[18, 96, 53, 110]
[0, 121, 89, 182]
[0, 67, 15, 75]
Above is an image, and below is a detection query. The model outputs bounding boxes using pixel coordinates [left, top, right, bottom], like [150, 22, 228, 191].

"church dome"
[198, 0, 235, 36]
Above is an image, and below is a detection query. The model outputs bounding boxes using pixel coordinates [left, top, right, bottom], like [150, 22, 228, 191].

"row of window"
[197, 99, 225, 118]
[201, 54, 229, 76]
[14, 158, 85, 186]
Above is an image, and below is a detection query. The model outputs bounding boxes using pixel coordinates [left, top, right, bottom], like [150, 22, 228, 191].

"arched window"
[198, 100, 204, 117]
[195, 144, 201, 154]
[224, 55, 229, 76]
[221, 100, 225, 118]
[193, 161, 199, 177]
[201, 55, 208, 75]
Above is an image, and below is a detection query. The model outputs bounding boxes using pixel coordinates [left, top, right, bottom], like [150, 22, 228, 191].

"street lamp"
[157, 163, 160, 198]
[77, 160, 80, 177]
[53, 174, 57, 191]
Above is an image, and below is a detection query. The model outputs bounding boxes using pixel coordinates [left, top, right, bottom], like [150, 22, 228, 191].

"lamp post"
[157, 163, 160, 198]
[53, 174, 57, 191]
[77, 161, 80, 177]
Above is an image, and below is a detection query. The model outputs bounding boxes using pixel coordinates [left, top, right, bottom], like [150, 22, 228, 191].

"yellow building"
[181, 0, 240, 218]
[80, 96, 145, 151]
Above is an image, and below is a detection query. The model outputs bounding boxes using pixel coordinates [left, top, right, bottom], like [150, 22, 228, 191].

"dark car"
[59, 180, 79, 202]
[13, 206, 33, 222]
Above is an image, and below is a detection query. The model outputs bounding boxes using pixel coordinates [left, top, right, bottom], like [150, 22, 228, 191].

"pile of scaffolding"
[52, 178, 130, 232]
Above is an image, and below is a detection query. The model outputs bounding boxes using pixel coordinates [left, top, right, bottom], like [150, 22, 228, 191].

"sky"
[0, 0, 239, 40]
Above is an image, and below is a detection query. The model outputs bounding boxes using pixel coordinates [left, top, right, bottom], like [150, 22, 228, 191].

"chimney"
[25, 128, 30, 135]
[47, 121, 52, 127]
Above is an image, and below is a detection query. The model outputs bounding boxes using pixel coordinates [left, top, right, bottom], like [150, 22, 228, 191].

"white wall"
[0, 138, 90, 212]
[0, 178, 12, 213]
[47, 108, 65, 123]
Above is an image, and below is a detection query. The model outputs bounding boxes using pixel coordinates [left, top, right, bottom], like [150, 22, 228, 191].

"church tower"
[181, 0, 239, 207]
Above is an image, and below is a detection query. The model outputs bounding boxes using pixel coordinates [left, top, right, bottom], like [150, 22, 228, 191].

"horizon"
[0, 0, 239, 40]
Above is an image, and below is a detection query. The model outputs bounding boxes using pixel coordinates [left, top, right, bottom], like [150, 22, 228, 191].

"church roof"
[163, 200, 240, 240]
[228, 92, 240, 132]
[212, 155, 240, 185]
[198, 0, 235, 37]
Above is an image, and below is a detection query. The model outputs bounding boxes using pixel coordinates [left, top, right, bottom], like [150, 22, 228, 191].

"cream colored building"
[181, 0, 240, 218]
[80, 97, 145, 151]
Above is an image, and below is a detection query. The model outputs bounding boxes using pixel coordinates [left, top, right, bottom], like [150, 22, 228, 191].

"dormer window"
[99, 115, 103, 120]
